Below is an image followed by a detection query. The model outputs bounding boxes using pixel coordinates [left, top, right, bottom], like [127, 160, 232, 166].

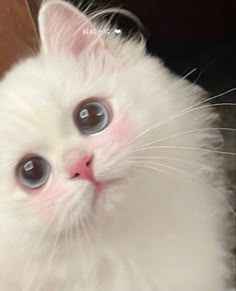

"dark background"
[71, 0, 236, 94]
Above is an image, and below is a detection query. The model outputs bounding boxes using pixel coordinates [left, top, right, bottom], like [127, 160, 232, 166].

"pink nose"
[69, 155, 94, 181]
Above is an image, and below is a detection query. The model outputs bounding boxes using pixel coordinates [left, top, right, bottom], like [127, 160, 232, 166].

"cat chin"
[37, 178, 127, 237]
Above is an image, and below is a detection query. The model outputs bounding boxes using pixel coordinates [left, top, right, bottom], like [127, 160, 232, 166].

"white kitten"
[0, 1, 232, 290]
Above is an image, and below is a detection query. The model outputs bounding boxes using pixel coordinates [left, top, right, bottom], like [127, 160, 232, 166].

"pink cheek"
[94, 113, 136, 153]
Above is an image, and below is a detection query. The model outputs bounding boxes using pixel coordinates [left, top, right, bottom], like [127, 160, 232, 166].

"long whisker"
[141, 127, 236, 148]
[21, 190, 77, 290]
[165, 68, 197, 91]
[130, 163, 172, 176]
[22, 214, 57, 291]
[129, 156, 211, 170]
[33, 214, 65, 291]
[129, 160, 192, 176]
[33, 192, 74, 291]
[46, 214, 65, 273]
[80, 214, 92, 249]
[133, 145, 236, 156]
[87, 213, 99, 238]
[192, 87, 236, 108]
[131, 161, 236, 216]
[128, 98, 235, 146]
[82, 208, 98, 238]
[68, 213, 74, 251]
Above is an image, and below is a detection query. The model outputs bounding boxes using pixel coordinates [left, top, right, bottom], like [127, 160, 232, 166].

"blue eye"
[75, 100, 110, 135]
[18, 156, 50, 189]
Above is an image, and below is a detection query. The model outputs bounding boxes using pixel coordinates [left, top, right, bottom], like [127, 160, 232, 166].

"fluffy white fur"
[0, 1, 232, 290]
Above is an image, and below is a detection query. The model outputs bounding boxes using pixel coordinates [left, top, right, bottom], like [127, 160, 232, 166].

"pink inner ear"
[39, 1, 104, 56]
[71, 18, 103, 55]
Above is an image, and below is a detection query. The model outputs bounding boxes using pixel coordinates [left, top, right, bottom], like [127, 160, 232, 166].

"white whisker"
[130, 161, 236, 216]
[129, 160, 193, 176]
[193, 87, 236, 107]
[80, 215, 93, 249]
[22, 214, 56, 291]
[45, 214, 65, 273]
[128, 96, 235, 146]
[141, 127, 236, 147]
[130, 162, 172, 176]
[129, 156, 211, 170]
[133, 145, 236, 156]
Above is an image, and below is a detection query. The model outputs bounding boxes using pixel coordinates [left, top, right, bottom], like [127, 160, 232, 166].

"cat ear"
[38, 0, 105, 56]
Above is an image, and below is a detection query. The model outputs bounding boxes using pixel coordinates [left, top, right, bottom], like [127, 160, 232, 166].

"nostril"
[86, 160, 91, 167]
[69, 155, 93, 180]
[85, 155, 93, 168]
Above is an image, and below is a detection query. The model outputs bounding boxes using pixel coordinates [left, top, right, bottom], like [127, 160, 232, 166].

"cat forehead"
[0, 55, 117, 109]
[0, 53, 133, 140]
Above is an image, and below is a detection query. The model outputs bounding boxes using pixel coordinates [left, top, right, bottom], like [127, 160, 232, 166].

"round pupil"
[19, 157, 50, 189]
[77, 101, 109, 134]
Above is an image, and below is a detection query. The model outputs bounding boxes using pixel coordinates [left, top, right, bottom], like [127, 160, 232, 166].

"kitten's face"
[0, 58, 141, 232]
[0, 1, 158, 236]
[0, 0, 173, 240]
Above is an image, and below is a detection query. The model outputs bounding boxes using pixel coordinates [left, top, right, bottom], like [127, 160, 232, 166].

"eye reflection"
[75, 100, 110, 135]
[17, 156, 50, 190]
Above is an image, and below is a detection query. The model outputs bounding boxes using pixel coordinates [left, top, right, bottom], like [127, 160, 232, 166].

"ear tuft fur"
[38, 0, 105, 56]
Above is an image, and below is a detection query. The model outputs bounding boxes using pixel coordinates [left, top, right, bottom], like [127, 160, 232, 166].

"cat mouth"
[93, 178, 122, 191]
[58, 178, 124, 238]
[90, 178, 123, 202]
